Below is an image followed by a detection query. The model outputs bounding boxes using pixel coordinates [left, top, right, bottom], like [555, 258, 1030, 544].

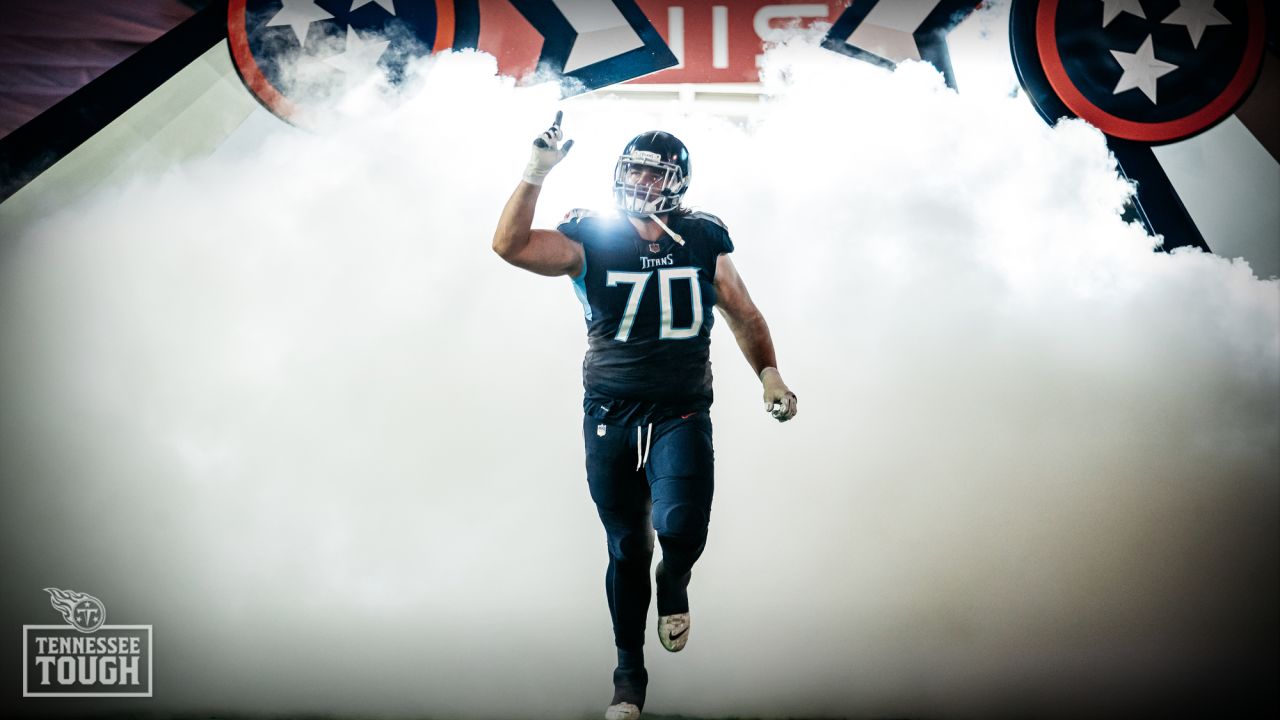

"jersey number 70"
[606, 268, 703, 342]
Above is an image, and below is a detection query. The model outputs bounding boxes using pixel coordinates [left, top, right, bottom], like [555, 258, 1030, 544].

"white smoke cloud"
[2, 11, 1276, 720]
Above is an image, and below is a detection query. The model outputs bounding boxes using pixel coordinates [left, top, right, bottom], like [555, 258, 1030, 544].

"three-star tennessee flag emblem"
[1013, 0, 1265, 144]
[228, 0, 476, 123]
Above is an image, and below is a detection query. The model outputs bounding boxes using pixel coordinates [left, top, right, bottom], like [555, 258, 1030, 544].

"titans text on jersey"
[558, 209, 734, 426]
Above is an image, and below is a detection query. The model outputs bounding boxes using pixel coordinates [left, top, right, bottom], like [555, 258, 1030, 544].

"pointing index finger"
[552, 110, 563, 130]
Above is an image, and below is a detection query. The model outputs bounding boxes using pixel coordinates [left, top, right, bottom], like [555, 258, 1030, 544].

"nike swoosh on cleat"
[669, 627, 688, 641]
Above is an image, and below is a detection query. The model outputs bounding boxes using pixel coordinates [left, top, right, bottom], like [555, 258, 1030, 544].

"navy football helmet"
[613, 131, 690, 216]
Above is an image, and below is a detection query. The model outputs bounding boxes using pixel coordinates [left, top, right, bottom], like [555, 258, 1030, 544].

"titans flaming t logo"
[44, 587, 106, 634]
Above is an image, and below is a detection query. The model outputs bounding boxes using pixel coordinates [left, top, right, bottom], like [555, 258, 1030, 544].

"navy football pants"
[583, 411, 715, 652]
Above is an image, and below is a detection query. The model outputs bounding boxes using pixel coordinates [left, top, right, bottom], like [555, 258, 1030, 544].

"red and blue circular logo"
[1011, 0, 1265, 144]
[228, 0, 478, 123]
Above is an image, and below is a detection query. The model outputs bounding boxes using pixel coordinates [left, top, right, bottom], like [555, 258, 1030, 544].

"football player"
[493, 112, 798, 720]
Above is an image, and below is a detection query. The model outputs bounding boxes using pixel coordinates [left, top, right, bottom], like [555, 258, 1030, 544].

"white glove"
[761, 367, 798, 422]
[522, 111, 574, 186]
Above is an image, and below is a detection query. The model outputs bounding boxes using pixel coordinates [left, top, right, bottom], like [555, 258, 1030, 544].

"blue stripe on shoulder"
[571, 251, 591, 321]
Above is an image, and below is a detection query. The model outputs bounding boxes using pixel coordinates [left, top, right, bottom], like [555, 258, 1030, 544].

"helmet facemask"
[613, 151, 687, 216]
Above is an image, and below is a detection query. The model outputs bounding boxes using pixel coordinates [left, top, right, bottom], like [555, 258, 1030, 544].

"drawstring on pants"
[635, 423, 653, 470]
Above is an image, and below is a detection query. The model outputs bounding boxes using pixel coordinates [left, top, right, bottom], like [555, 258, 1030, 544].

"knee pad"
[608, 527, 655, 562]
[652, 501, 708, 540]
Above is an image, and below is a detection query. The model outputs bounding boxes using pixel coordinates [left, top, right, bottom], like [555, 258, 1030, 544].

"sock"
[611, 665, 648, 709]
[617, 646, 644, 673]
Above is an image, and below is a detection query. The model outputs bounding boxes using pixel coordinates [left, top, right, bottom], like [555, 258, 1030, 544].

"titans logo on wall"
[822, 0, 985, 89]
[228, 0, 676, 123]
[228, 0, 478, 121]
[1011, 0, 1268, 251]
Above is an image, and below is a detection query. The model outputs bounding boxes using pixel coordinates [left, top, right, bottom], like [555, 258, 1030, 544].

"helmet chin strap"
[648, 213, 684, 245]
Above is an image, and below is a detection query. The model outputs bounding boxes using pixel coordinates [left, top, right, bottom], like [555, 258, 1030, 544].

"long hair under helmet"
[613, 131, 690, 216]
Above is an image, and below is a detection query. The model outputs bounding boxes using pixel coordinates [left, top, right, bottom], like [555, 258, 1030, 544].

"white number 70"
[605, 267, 703, 342]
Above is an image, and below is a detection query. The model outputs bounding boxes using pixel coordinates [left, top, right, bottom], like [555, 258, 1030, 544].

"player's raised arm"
[713, 253, 798, 422]
[492, 112, 584, 278]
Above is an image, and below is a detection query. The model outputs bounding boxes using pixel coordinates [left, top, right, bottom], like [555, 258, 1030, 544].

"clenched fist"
[761, 367, 797, 422]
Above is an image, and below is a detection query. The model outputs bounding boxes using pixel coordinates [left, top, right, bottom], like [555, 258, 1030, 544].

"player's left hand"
[760, 367, 797, 422]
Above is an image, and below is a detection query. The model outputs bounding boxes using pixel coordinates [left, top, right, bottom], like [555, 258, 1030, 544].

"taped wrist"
[522, 162, 550, 185]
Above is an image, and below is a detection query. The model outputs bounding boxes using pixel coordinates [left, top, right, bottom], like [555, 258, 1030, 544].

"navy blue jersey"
[557, 209, 734, 425]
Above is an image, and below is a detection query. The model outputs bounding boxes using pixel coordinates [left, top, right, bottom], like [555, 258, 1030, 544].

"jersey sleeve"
[556, 208, 592, 243]
[717, 225, 734, 255]
[687, 210, 733, 254]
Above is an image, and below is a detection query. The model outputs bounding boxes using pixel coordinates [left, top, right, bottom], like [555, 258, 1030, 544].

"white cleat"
[604, 701, 641, 720]
[657, 612, 690, 652]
